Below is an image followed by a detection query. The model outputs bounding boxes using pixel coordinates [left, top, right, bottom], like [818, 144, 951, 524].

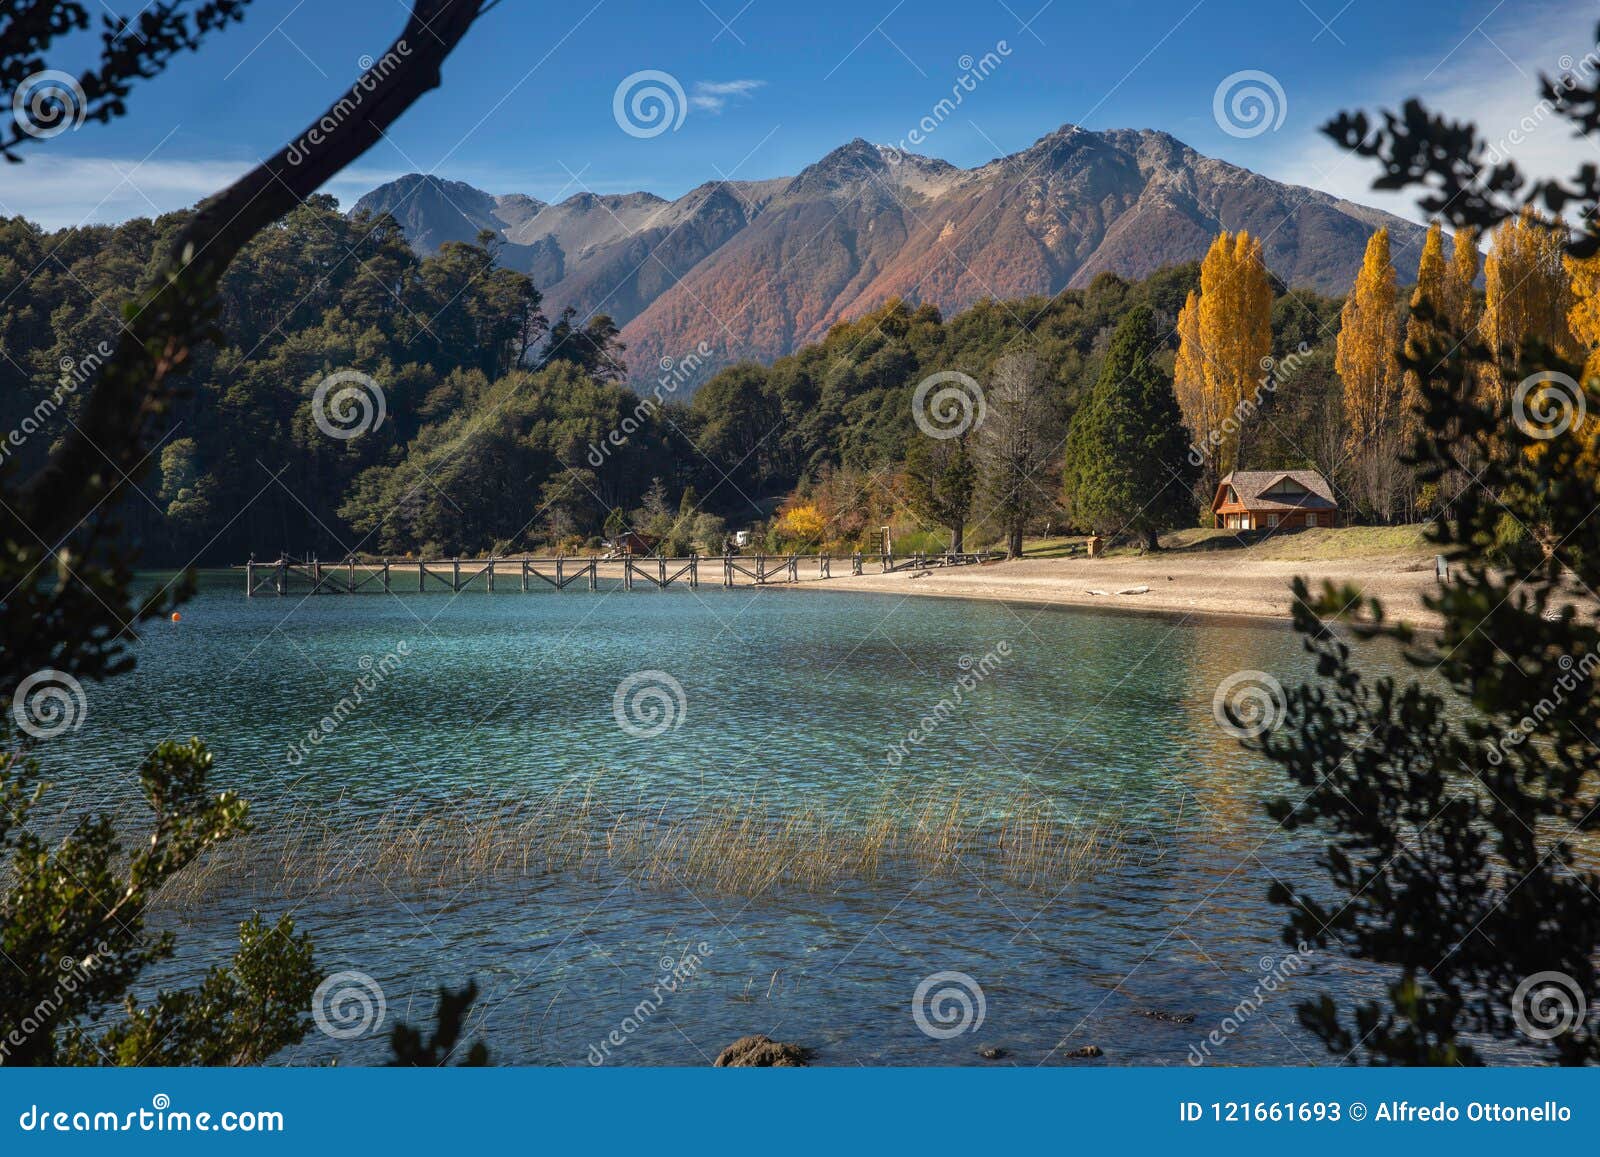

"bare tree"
[976, 351, 1060, 557]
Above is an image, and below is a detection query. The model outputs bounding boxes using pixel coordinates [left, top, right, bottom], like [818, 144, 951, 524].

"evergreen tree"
[1063, 306, 1197, 549]
[904, 435, 976, 552]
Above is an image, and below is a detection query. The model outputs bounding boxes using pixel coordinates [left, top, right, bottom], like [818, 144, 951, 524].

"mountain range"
[351, 124, 1425, 382]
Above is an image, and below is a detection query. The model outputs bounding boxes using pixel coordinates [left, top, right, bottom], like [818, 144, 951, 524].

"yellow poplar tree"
[1565, 251, 1600, 382]
[1483, 209, 1574, 402]
[1174, 289, 1210, 444]
[1337, 228, 1402, 453]
[1195, 230, 1272, 474]
[1402, 222, 1449, 430]
[1449, 225, 1480, 338]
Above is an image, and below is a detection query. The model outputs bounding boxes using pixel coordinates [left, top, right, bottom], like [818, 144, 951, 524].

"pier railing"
[237, 551, 1004, 596]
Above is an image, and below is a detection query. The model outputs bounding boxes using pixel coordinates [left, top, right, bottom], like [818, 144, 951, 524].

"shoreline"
[767, 551, 1450, 630]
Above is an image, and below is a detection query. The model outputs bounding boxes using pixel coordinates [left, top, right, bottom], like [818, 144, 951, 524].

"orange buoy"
[170, 612, 182, 623]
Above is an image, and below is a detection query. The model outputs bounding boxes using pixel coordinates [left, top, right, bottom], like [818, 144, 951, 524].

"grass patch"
[159, 785, 1136, 904]
[1020, 524, 1433, 562]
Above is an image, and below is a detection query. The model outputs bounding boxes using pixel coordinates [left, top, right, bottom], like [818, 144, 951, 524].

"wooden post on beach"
[452, 559, 461, 592]
[852, 552, 862, 576]
[382, 559, 390, 591]
[723, 554, 732, 588]
[245, 560, 254, 597]
[347, 558, 355, 593]
[487, 557, 496, 593]
[522, 559, 530, 592]
[554, 557, 561, 591]
[418, 561, 424, 592]
[658, 556, 666, 588]
[587, 559, 597, 591]
[624, 551, 633, 591]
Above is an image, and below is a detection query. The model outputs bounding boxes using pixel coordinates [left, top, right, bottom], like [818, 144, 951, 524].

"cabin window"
[1267, 513, 1280, 528]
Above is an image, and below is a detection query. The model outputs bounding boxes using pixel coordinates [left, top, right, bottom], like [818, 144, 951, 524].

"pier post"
[487, 557, 496, 593]
[276, 561, 286, 594]
[624, 551, 632, 591]
[246, 561, 254, 597]
[553, 557, 560, 592]
[588, 559, 597, 591]
[853, 552, 862, 576]
[690, 554, 698, 589]
[383, 560, 390, 591]
[788, 554, 797, 583]
[523, 559, 531, 592]
[347, 557, 355, 593]
[418, 561, 425, 592]
[453, 559, 461, 593]
[658, 556, 666, 588]
[724, 554, 732, 588]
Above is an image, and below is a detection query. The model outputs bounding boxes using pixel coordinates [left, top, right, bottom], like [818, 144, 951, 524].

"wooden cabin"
[1211, 470, 1338, 531]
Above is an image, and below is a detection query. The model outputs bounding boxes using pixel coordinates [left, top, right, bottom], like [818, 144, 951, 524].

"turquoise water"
[36, 573, 1405, 1065]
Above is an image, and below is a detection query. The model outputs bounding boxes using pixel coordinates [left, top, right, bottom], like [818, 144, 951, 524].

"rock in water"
[713, 1034, 810, 1067]
[1068, 1044, 1103, 1058]
[976, 1044, 1007, 1060]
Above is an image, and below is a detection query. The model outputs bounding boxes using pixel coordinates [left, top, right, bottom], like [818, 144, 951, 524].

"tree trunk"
[950, 522, 964, 553]
[1143, 526, 1162, 551]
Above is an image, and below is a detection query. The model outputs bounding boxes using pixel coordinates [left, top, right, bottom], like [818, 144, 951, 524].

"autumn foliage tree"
[1483, 209, 1575, 403]
[1176, 231, 1273, 485]
[1337, 228, 1404, 519]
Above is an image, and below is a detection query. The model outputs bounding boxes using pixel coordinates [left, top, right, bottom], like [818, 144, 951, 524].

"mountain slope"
[350, 126, 1426, 381]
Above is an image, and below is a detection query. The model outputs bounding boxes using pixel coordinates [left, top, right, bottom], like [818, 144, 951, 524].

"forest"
[7, 193, 1570, 564]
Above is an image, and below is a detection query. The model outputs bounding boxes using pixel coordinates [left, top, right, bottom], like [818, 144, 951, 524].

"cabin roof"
[1213, 470, 1337, 512]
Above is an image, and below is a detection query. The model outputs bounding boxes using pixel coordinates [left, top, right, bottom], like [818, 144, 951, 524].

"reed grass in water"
[155, 784, 1135, 906]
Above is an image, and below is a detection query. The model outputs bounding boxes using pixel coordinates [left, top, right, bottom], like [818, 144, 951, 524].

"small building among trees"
[1212, 470, 1339, 531]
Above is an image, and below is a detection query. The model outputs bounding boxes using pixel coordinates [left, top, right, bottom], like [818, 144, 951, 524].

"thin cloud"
[689, 79, 765, 113]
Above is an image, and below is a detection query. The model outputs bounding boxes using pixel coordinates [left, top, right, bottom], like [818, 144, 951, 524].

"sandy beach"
[788, 548, 1448, 628]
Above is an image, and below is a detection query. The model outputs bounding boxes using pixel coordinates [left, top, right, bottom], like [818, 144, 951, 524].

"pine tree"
[1063, 306, 1197, 548]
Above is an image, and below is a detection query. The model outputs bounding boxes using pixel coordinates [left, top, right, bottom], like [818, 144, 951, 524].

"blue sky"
[3, 0, 1596, 227]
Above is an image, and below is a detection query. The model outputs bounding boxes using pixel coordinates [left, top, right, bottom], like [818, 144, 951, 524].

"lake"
[34, 572, 1411, 1065]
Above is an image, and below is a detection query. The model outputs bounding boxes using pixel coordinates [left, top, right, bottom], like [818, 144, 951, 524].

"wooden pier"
[237, 551, 1003, 596]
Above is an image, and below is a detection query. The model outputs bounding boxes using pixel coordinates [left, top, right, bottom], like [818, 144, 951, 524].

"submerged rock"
[976, 1044, 1007, 1060]
[714, 1034, 810, 1067]
[1138, 1009, 1196, 1024]
[1067, 1044, 1103, 1058]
